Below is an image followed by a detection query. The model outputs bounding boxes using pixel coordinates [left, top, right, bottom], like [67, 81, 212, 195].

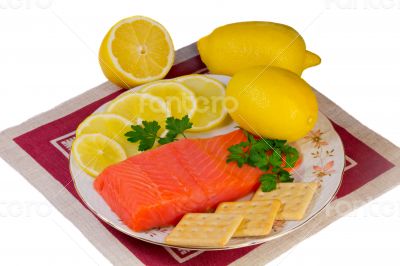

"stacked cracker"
[165, 182, 318, 248]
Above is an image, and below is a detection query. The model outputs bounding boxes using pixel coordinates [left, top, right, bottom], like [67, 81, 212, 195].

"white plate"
[70, 74, 344, 250]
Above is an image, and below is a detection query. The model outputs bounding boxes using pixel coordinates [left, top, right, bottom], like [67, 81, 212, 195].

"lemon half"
[99, 16, 175, 88]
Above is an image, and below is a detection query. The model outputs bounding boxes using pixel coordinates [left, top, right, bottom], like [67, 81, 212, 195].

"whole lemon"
[198, 21, 321, 76]
[226, 66, 318, 141]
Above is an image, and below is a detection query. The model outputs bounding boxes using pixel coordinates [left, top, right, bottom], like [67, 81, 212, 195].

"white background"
[1, 0, 400, 265]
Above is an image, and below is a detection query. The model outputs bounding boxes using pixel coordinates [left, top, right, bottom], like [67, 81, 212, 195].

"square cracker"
[215, 200, 282, 237]
[164, 213, 243, 247]
[252, 182, 318, 220]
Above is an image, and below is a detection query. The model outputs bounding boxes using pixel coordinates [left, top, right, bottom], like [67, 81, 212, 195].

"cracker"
[164, 213, 244, 247]
[252, 182, 318, 220]
[215, 200, 281, 237]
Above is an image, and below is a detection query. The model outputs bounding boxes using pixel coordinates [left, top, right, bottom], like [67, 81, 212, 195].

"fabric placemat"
[1, 43, 399, 265]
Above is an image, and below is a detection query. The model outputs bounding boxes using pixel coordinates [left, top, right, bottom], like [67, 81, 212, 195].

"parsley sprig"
[158, 116, 192, 144]
[227, 130, 299, 192]
[125, 121, 161, 151]
[125, 115, 193, 151]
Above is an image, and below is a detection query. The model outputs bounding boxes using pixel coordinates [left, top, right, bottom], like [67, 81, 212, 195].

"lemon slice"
[99, 16, 175, 89]
[175, 74, 228, 131]
[76, 114, 140, 157]
[72, 133, 127, 177]
[106, 92, 170, 134]
[140, 81, 197, 119]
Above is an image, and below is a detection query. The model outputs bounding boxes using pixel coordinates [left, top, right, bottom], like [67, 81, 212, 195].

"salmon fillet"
[94, 130, 262, 232]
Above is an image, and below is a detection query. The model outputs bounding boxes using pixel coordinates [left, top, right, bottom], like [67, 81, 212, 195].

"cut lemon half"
[76, 114, 140, 157]
[106, 92, 170, 130]
[175, 74, 228, 131]
[72, 133, 127, 177]
[140, 81, 197, 119]
[99, 16, 175, 89]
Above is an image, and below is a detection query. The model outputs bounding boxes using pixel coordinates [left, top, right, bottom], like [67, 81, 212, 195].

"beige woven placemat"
[1, 43, 399, 265]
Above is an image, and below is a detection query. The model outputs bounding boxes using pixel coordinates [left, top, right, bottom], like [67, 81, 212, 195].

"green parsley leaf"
[125, 121, 160, 151]
[252, 152, 268, 169]
[271, 166, 281, 173]
[227, 142, 249, 167]
[251, 140, 269, 152]
[269, 150, 283, 167]
[260, 174, 277, 192]
[271, 139, 286, 149]
[157, 136, 173, 145]
[282, 145, 299, 168]
[278, 169, 294, 183]
[226, 129, 300, 192]
[248, 142, 268, 169]
[125, 115, 193, 150]
[246, 132, 258, 145]
[158, 115, 193, 145]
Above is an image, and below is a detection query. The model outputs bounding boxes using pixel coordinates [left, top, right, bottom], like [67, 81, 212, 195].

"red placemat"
[1, 43, 399, 265]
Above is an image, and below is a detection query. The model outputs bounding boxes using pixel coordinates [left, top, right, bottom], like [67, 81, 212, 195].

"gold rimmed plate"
[69, 74, 345, 250]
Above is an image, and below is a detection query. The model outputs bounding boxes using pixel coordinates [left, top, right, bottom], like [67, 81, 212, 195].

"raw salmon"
[94, 130, 262, 231]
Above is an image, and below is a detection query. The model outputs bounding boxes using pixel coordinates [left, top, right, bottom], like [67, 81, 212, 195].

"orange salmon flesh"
[94, 130, 300, 232]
